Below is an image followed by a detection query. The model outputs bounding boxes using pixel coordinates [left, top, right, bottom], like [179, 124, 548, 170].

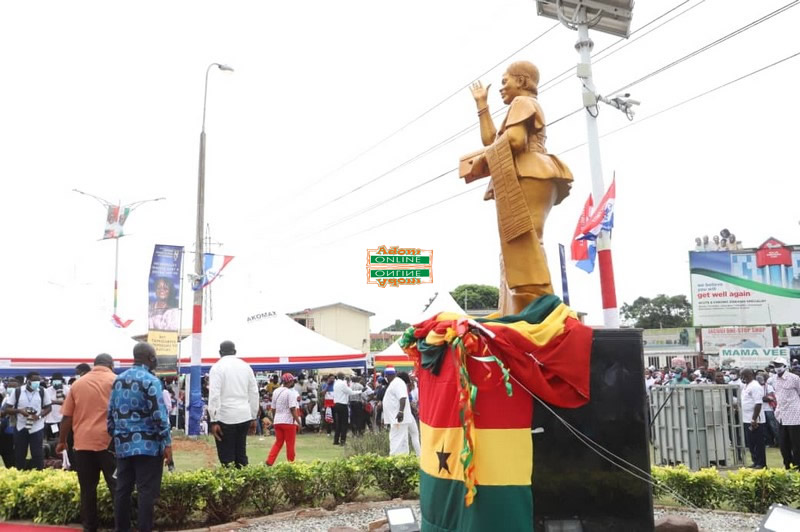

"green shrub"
[358, 454, 420, 499]
[23, 469, 81, 524]
[194, 467, 252, 524]
[650, 466, 668, 500]
[725, 468, 800, 514]
[155, 471, 206, 528]
[0, 469, 81, 524]
[319, 458, 373, 504]
[241, 465, 283, 515]
[273, 461, 328, 507]
[656, 465, 726, 509]
[344, 430, 390, 457]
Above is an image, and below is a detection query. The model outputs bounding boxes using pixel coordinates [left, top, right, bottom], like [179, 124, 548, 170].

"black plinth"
[532, 328, 653, 532]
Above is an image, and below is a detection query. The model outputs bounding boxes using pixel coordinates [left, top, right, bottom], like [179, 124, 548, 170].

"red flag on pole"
[570, 194, 596, 273]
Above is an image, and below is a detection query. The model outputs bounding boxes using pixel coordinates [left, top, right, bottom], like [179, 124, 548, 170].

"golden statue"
[460, 61, 573, 315]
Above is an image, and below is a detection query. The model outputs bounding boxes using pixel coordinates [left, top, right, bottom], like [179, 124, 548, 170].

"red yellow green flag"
[400, 294, 592, 531]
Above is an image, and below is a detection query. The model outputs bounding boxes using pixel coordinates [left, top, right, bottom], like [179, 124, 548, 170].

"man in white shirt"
[644, 369, 655, 391]
[207, 341, 259, 467]
[332, 372, 362, 445]
[44, 372, 69, 438]
[6, 372, 52, 470]
[741, 369, 766, 468]
[382, 368, 420, 456]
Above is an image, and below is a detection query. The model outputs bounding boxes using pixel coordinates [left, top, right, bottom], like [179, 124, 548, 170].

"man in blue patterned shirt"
[107, 343, 172, 532]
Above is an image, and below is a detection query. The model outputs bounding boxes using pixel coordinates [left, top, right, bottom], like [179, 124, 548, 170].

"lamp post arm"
[125, 197, 167, 213]
[72, 188, 114, 208]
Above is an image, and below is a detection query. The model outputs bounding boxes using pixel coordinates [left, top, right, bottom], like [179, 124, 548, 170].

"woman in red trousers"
[266, 373, 301, 465]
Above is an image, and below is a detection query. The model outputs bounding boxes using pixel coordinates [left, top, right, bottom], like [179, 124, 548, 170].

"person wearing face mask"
[668, 367, 690, 385]
[6, 372, 51, 470]
[107, 343, 172, 532]
[771, 357, 800, 469]
[44, 372, 70, 439]
[729, 369, 746, 392]
[0, 377, 20, 467]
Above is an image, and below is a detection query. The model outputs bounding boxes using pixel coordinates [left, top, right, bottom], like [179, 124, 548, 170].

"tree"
[382, 319, 411, 332]
[620, 294, 692, 329]
[450, 284, 499, 310]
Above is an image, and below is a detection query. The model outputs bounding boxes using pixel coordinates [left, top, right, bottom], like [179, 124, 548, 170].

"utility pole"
[536, 1, 636, 327]
[189, 62, 233, 436]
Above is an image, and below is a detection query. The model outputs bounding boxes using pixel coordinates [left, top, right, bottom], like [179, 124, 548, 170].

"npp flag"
[576, 178, 615, 241]
[192, 253, 234, 291]
[570, 194, 596, 273]
[399, 295, 592, 532]
[102, 205, 131, 240]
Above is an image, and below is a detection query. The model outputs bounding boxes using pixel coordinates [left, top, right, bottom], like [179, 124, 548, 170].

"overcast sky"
[0, 0, 797, 342]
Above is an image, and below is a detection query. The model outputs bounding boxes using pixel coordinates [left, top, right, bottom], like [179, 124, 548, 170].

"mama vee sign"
[720, 347, 789, 358]
[717, 346, 789, 370]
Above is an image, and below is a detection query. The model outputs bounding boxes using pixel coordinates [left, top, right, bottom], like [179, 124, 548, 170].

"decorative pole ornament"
[460, 61, 573, 316]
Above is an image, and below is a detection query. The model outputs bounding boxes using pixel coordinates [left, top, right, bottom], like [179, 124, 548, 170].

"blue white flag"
[576, 178, 615, 242]
[192, 253, 234, 291]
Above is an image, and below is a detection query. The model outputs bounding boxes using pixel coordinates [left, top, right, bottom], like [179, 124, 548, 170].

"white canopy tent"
[178, 311, 366, 373]
[0, 317, 137, 376]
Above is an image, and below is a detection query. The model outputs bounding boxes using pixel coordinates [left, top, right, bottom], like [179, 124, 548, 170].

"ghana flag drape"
[399, 294, 592, 532]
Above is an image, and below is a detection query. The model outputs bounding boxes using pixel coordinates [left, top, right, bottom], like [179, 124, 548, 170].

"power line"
[295, 22, 561, 194]
[270, 1, 794, 248]
[292, 0, 716, 216]
[557, 50, 800, 157]
[311, 49, 800, 248]
[286, 3, 793, 243]
[538, 0, 708, 95]
[610, 0, 798, 96]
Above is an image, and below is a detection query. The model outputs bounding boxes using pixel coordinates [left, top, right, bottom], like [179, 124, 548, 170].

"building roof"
[288, 302, 375, 317]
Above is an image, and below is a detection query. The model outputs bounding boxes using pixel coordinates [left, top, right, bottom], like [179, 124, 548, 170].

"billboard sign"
[689, 238, 800, 326]
[701, 326, 774, 354]
[713, 346, 790, 370]
[146, 244, 184, 374]
[642, 328, 697, 353]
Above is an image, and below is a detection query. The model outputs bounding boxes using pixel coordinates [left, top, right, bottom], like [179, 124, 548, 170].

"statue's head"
[504, 61, 540, 99]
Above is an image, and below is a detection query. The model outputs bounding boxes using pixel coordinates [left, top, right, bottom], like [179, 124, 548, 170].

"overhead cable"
[296, 23, 561, 193]
[297, 0, 723, 215]
[311, 49, 800, 248]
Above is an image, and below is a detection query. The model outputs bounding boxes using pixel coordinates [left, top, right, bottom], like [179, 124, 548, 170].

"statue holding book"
[460, 61, 573, 315]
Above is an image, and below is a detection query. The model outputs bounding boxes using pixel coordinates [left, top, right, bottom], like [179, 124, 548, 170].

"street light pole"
[575, 11, 619, 328]
[189, 62, 233, 436]
[535, 1, 634, 328]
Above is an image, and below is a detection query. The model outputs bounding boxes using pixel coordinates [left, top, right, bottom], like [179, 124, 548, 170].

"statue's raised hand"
[470, 81, 491, 107]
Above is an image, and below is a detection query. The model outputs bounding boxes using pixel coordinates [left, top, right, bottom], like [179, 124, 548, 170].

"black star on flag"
[436, 443, 451, 474]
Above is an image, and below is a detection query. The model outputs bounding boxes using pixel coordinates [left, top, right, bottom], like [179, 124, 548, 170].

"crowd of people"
[0, 340, 423, 532]
[646, 356, 800, 473]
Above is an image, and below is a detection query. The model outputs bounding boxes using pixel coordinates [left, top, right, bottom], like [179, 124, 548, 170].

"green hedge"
[0, 453, 420, 528]
[5, 461, 797, 528]
[652, 465, 800, 513]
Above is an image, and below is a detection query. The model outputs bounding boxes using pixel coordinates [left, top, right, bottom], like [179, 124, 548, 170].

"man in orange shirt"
[57, 354, 117, 532]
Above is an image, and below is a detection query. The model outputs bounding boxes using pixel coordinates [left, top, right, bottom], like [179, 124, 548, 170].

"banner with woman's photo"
[146, 244, 184, 374]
